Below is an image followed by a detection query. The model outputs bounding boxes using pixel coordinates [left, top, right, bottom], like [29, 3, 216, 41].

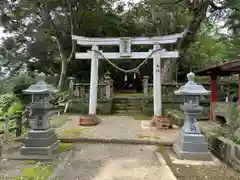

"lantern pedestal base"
[79, 114, 100, 126]
[173, 131, 212, 161]
[20, 128, 60, 156]
[151, 116, 171, 130]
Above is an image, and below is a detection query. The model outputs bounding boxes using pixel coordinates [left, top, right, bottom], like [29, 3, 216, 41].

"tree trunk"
[58, 59, 68, 89]
[179, 1, 211, 52]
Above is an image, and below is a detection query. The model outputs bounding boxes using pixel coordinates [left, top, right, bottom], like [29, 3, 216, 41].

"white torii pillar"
[153, 43, 162, 116]
[151, 44, 171, 128]
[79, 45, 100, 125]
[89, 45, 99, 115]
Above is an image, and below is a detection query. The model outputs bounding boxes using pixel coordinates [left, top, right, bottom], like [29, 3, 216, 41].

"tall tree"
[0, 0, 126, 88]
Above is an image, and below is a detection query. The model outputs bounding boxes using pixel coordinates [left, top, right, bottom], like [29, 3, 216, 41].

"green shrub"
[232, 128, 240, 144]
[7, 101, 22, 116]
[12, 83, 32, 105]
[0, 94, 22, 117]
[0, 94, 17, 112]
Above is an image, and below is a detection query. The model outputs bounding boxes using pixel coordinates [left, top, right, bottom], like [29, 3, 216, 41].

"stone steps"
[112, 109, 142, 114]
[112, 105, 141, 109]
[112, 97, 142, 115]
[112, 100, 142, 104]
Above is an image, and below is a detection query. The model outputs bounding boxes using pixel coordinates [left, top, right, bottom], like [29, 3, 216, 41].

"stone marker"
[20, 73, 60, 156]
[173, 72, 212, 161]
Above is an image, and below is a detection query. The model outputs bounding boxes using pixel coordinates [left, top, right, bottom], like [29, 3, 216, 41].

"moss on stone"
[132, 115, 150, 120]
[23, 160, 36, 165]
[14, 164, 52, 180]
[50, 115, 71, 128]
[158, 145, 165, 153]
[136, 134, 160, 139]
[55, 143, 73, 153]
[62, 127, 87, 135]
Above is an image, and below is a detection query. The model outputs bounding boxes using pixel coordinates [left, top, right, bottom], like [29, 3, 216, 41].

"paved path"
[55, 116, 179, 143]
[50, 144, 176, 180]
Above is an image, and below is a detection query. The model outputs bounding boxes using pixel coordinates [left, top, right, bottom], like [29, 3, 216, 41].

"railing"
[142, 75, 236, 101]
[0, 112, 28, 141]
[68, 76, 114, 100]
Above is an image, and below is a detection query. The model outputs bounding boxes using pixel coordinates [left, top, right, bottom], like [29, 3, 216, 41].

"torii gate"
[72, 32, 184, 125]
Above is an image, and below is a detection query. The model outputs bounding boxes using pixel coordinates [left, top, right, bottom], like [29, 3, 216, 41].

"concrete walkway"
[48, 144, 177, 180]
[55, 115, 179, 144]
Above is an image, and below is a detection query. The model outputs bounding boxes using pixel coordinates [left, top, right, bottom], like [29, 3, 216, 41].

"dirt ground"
[161, 147, 240, 180]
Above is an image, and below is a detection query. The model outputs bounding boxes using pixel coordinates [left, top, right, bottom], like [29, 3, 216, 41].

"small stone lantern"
[173, 72, 212, 161]
[20, 73, 60, 156]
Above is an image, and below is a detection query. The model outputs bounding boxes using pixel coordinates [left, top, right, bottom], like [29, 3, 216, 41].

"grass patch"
[115, 93, 143, 97]
[132, 115, 150, 120]
[50, 115, 71, 128]
[62, 127, 87, 135]
[15, 164, 53, 180]
[55, 143, 73, 153]
[136, 134, 161, 139]
[23, 160, 36, 165]
[158, 145, 165, 153]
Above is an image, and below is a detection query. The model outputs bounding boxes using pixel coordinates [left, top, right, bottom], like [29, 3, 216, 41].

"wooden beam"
[75, 51, 179, 59]
[220, 61, 240, 71]
[72, 32, 185, 46]
[221, 67, 240, 72]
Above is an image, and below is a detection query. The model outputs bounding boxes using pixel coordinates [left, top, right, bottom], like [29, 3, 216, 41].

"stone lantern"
[173, 72, 212, 161]
[20, 73, 60, 156]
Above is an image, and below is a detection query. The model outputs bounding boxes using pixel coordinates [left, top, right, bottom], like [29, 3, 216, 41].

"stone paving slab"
[0, 150, 70, 180]
[49, 144, 177, 180]
[55, 115, 179, 144]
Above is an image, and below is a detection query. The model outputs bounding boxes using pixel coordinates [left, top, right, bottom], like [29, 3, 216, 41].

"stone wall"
[141, 97, 210, 118]
[203, 132, 240, 172]
[67, 100, 112, 115]
[213, 102, 239, 125]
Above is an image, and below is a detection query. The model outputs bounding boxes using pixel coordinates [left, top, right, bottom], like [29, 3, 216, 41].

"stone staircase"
[111, 97, 143, 115]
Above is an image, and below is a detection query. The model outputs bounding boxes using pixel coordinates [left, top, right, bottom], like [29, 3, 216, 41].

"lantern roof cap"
[23, 80, 59, 94]
[174, 72, 210, 96]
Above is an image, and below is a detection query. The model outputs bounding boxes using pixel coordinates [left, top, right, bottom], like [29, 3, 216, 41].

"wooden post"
[68, 77, 75, 98]
[143, 76, 149, 97]
[4, 116, 9, 142]
[99, 84, 105, 99]
[110, 79, 114, 98]
[79, 84, 85, 98]
[210, 74, 217, 121]
[74, 84, 80, 98]
[16, 113, 22, 137]
[104, 76, 111, 100]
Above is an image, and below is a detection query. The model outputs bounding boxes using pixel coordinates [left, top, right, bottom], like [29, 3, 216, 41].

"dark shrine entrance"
[113, 72, 143, 93]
